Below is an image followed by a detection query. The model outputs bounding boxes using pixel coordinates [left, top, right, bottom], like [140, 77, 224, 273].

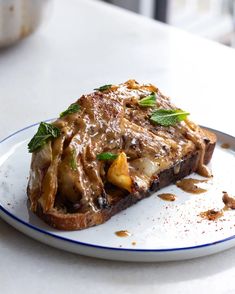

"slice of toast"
[27, 80, 216, 230]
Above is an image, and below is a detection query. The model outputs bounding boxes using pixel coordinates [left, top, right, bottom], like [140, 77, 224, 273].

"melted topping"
[176, 178, 208, 194]
[28, 80, 214, 214]
[197, 164, 212, 178]
[158, 193, 176, 201]
[115, 230, 131, 237]
[200, 209, 224, 221]
[221, 143, 230, 149]
[182, 119, 212, 178]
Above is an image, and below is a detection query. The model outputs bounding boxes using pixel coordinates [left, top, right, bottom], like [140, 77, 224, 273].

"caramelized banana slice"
[107, 152, 132, 192]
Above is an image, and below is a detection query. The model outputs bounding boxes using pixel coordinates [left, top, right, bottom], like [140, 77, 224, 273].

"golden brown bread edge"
[34, 128, 216, 231]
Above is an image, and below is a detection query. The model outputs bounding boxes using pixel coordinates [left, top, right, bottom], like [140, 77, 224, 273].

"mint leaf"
[60, 103, 80, 118]
[28, 122, 61, 153]
[94, 84, 113, 92]
[70, 148, 77, 171]
[97, 152, 118, 161]
[138, 92, 156, 107]
[150, 109, 189, 126]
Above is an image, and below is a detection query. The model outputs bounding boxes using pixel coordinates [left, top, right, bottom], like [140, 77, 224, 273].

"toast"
[27, 80, 216, 230]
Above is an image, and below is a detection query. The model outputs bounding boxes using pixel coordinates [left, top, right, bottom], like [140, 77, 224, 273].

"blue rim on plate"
[0, 121, 235, 253]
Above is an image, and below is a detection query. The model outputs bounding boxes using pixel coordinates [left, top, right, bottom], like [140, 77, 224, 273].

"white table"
[0, 0, 235, 293]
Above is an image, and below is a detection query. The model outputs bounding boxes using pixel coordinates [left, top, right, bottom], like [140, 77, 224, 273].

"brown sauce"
[222, 192, 235, 210]
[197, 164, 212, 178]
[115, 230, 131, 237]
[200, 209, 224, 221]
[221, 143, 230, 149]
[158, 193, 176, 202]
[28, 80, 216, 228]
[183, 121, 212, 178]
[176, 178, 208, 194]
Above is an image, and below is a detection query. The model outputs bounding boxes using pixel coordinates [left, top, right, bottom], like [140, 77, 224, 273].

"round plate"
[0, 122, 235, 262]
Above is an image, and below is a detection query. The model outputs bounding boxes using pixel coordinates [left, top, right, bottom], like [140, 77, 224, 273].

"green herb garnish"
[70, 148, 77, 171]
[94, 84, 113, 92]
[138, 92, 156, 107]
[97, 152, 118, 161]
[150, 109, 189, 126]
[28, 122, 61, 153]
[60, 103, 80, 118]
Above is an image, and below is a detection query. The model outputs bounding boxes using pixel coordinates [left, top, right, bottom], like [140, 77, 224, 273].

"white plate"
[0, 121, 235, 262]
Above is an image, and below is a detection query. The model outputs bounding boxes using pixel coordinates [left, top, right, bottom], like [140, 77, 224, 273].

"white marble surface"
[0, 0, 235, 293]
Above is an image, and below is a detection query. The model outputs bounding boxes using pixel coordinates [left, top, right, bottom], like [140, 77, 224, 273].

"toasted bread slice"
[27, 80, 216, 230]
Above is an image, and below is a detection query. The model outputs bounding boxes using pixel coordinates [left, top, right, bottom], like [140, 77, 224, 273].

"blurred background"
[102, 0, 235, 47]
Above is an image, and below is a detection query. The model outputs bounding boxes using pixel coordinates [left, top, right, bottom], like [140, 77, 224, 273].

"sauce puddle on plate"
[115, 230, 131, 237]
[158, 193, 176, 202]
[222, 191, 235, 209]
[221, 143, 231, 149]
[176, 178, 208, 194]
[200, 209, 224, 221]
